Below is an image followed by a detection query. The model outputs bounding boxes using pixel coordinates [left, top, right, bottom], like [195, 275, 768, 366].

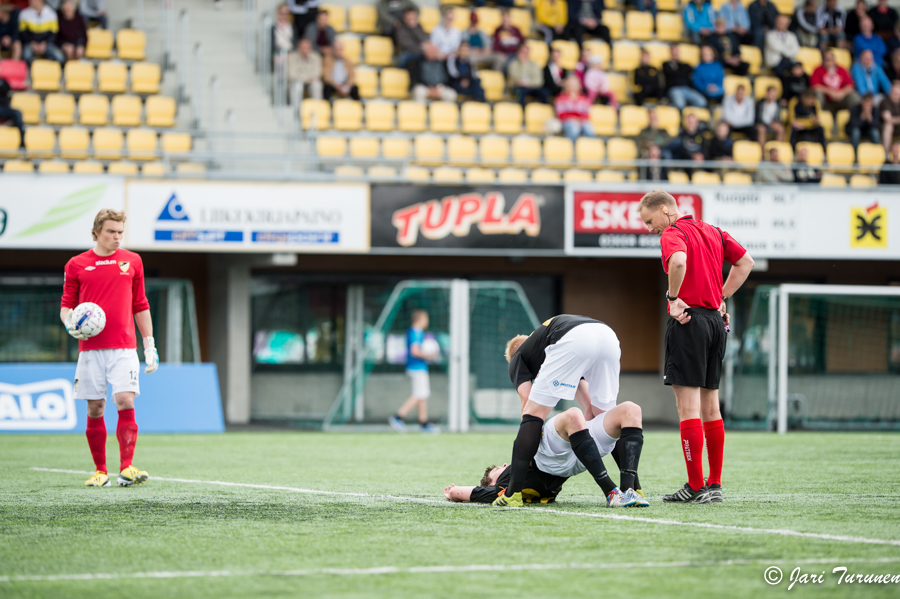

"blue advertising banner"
[0, 364, 224, 434]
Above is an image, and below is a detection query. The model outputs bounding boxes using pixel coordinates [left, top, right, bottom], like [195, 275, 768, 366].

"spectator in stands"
[817, 0, 846, 51]
[430, 6, 461, 60]
[0, 5, 22, 61]
[568, 0, 610, 46]
[288, 37, 323, 100]
[543, 46, 569, 98]
[853, 17, 886, 64]
[886, 48, 900, 82]
[0, 76, 25, 146]
[782, 61, 810, 104]
[852, 49, 892, 101]
[794, 0, 821, 48]
[693, 45, 725, 103]
[634, 49, 663, 104]
[846, 92, 882, 147]
[322, 38, 358, 100]
[19, 0, 64, 64]
[878, 141, 900, 184]
[811, 50, 859, 112]
[492, 8, 524, 70]
[508, 43, 546, 106]
[869, 0, 898, 41]
[577, 47, 617, 107]
[684, 0, 715, 45]
[56, 0, 85, 61]
[766, 14, 800, 77]
[287, 0, 320, 48]
[273, 3, 296, 59]
[845, 0, 868, 42]
[758, 147, 794, 182]
[395, 8, 428, 68]
[78, 0, 106, 29]
[749, 0, 778, 50]
[638, 108, 673, 156]
[792, 145, 822, 183]
[555, 75, 595, 142]
[886, 25, 900, 58]
[705, 121, 734, 161]
[536, 0, 570, 44]
[667, 112, 708, 161]
[756, 84, 785, 146]
[723, 84, 756, 137]
[304, 9, 335, 53]
[462, 12, 492, 69]
[719, 0, 751, 45]
[639, 143, 669, 182]
[710, 17, 750, 75]
[377, 0, 418, 38]
[790, 88, 827, 149]
[881, 81, 900, 152]
[665, 44, 707, 109]
[448, 41, 484, 102]
[410, 41, 457, 103]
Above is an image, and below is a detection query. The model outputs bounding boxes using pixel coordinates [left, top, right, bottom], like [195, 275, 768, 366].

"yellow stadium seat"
[656, 0, 680, 10]
[146, 96, 176, 128]
[131, 62, 161, 94]
[92, 127, 124, 160]
[380, 68, 409, 99]
[419, 7, 440, 33]
[857, 143, 886, 167]
[817, 109, 834, 140]
[682, 106, 711, 126]
[433, 165, 463, 183]
[450, 7, 470, 31]
[365, 101, 395, 131]
[76, 94, 108, 127]
[44, 93, 75, 126]
[754, 75, 782, 100]
[764, 140, 793, 164]
[333, 99, 363, 131]
[511, 135, 542, 166]
[98, 62, 127, 93]
[141, 162, 167, 177]
[583, 40, 610, 69]
[397, 100, 427, 132]
[31, 60, 61, 92]
[479, 134, 510, 165]
[524, 103, 552, 135]
[564, 168, 593, 183]
[723, 172, 754, 185]
[612, 42, 642, 72]
[447, 134, 477, 165]
[826, 141, 854, 167]
[175, 162, 207, 177]
[510, 8, 532, 35]
[368, 165, 398, 179]
[38, 160, 69, 174]
[835, 109, 850, 140]
[739, 45, 762, 75]
[643, 42, 671, 68]
[656, 12, 683, 42]
[667, 170, 690, 183]
[59, 126, 90, 159]
[677, 43, 700, 66]
[724, 75, 752, 97]
[820, 173, 847, 187]
[655, 105, 681, 136]
[479, 70, 505, 102]
[692, 171, 721, 184]
[3, 159, 33, 172]
[526, 39, 549, 68]
[349, 5, 377, 33]
[849, 174, 876, 188]
[607, 73, 628, 103]
[551, 40, 580, 70]
[620, 105, 650, 137]
[85, 28, 113, 59]
[626, 11, 653, 41]
[24, 126, 55, 158]
[107, 161, 140, 176]
[429, 101, 459, 133]
[475, 7, 502, 34]
[355, 67, 378, 98]
[466, 167, 496, 184]
[302, 99, 331, 130]
[161, 132, 192, 155]
[595, 169, 625, 182]
[831, 47, 851, 70]
[349, 137, 379, 158]
[404, 166, 431, 182]
[602, 10, 624, 39]
[127, 128, 158, 161]
[544, 136, 573, 167]
[338, 34, 361, 64]
[321, 4, 347, 32]
[498, 167, 528, 183]
[11, 93, 40, 125]
[72, 160, 104, 174]
[772, 0, 794, 14]
[733, 140, 762, 164]
[606, 137, 637, 164]
[334, 165, 365, 178]
[590, 105, 618, 136]
[116, 29, 147, 61]
[0, 126, 21, 158]
[494, 102, 523, 135]
[316, 135, 347, 157]
[531, 168, 561, 183]
[383, 137, 411, 159]
[795, 47, 822, 75]
[796, 141, 824, 165]
[461, 102, 491, 134]
[575, 137, 605, 167]
[64, 61, 94, 92]
[112, 95, 143, 127]
[363, 36, 393, 67]
[414, 134, 445, 165]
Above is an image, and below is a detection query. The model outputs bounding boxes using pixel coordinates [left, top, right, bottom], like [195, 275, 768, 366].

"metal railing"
[177, 9, 190, 104]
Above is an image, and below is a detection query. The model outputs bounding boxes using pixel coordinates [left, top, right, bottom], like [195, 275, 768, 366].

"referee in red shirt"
[638, 190, 755, 504]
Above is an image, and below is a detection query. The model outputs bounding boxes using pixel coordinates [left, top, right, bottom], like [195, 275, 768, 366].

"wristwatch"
[666, 290, 678, 302]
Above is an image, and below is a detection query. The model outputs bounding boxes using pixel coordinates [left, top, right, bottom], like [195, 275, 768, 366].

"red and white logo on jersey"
[118, 261, 130, 273]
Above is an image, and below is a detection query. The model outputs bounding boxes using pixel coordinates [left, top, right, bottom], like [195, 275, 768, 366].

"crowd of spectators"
[0, 0, 106, 65]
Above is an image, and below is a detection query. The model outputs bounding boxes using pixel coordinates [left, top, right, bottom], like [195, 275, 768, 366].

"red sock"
[116, 409, 138, 471]
[85, 415, 107, 474]
[704, 419, 725, 487]
[680, 418, 705, 491]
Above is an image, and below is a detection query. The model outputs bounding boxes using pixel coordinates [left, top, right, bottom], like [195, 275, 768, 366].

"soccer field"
[2, 431, 899, 598]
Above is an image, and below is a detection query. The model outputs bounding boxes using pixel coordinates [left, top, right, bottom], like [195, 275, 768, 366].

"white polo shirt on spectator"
[723, 94, 755, 128]
[430, 24, 461, 56]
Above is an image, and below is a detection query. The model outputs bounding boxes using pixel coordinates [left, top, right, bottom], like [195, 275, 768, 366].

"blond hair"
[637, 189, 676, 212]
[504, 334, 529, 363]
[92, 209, 126, 241]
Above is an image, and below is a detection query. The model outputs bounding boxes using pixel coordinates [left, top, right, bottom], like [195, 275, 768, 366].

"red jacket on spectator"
[555, 92, 591, 122]
[492, 24, 523, 56]
[810, 64, 854, 92]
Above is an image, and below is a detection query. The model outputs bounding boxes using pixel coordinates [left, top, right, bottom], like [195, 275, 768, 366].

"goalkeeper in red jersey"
[60, 209, 159, 488]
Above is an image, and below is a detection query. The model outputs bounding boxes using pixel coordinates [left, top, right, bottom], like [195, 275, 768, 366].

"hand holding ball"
[66, 302, 106, 340]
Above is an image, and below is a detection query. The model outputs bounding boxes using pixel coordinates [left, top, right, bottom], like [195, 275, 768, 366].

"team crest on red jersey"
[118, 261, 130, 273]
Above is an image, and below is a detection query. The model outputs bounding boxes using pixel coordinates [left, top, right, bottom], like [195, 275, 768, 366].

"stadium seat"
[724, 75, 752, 97]
[682, 106, 711, 126]
[551, 40, 580, 70]
[772, 0, 795, 14]
[364, 101, 395, 131]
[764, 140, 793, 163]
[733, 140, 762, 164]
[796, 141, 824, 165]
[112, 95, 143, 127]
[349, 136, 379, 158]
[475, 7, 502, 34]
[141, 162, 167, 177]
[461, 102, 491, 134]
[796, 47, 822, 75]
[626, 11, 654, 40]
[92, 127, 124, 160]
[740, 45, 762, 75]
[826, 141, 854, 168]
[619, 105, 650, 137]
[447, 134, 477, 165]
[754, 75, 782, 100]
[583, 40, 610, 69]
[465, 167, 496, 184]
[590, 105, 618, 136]
[818, 109, 834, 140]
[146, 96, 176, 128]
[126, 128, 158, 160]
[575, 137, 605, 167]
[382, 137, 411, 159]
[820, 173, 847, 187]
[333, 99, 363, 131]
[116, 29, 147, 60]
[338, 34, 361, 64]
[0, 126, 21, 158]
[348, 5, 378, 33]
[643, 42, 671, 68]
[433, 166, 463, 183]
[321, 4, 347, 32]
[667, 170, 690, 183]
[429, 101, 459, 133]
[363, 36, 393, 67]
[355, 67, 378, 98]
[849, 174, 876, 188]
[397, 100, 427, 132]
[479, 70, 505, 102]
[526, 39, 549, 68]
[11, 93, 40, 125]
[450, 6, 471, 31]
[24, 126, 55, 158]
[131, 62, 162, 94]
[64, 61, 94, 93]
[656, 12, 683, 42]
[97, 62, 128, 93]
[72, 160, 104, 174]
[606, 137, 637, 164]
[380, 68, 410, 99]
[656, 0, 680, 10]
[511, 135, 542, 165]
[857, 143, 885, 167]
[44, 93, 75, 126]
[78, 94, 110, 126]
[3, 159, 33, 172]
[59, 126, 90, 159]
[38, 160, 69, 174]
[723, 172, 754, 185]
[31, 60, 61, 92]
[479, 134, 510, 165]
[692, 171, 721, 184]
[602, 10, 624, 39]
[492, 102, 523, 135]
[414, 134, 445, 165]
[302, 100, 331, 130]
[607, 73, 629, 103]
[315, 135, 347, 157]
[595, 169, 625, 182]
[161, 132, 192, 155]
[175, 162, 206, 178]
[523, 103, 552, 135]
[498, 167, 528, 183]
[510, 8, 532, 35]
[612, 42, 642, 72]
[0, 59, 28, 90]
[544, 136, 573, 167]
[531, 168, 561, 183]
[419, 6, 440, 33]
[107, 161, 140, 176]
[835, 109, 850, 140]
[677, 43, 700, 66]
[564, 168, 593, 183]
[404, 165, 430, 182]
[655, 105, 681, 136]
[334, 165, 365, 178]
[85, 28, 113, 59]
[368, 165, 397, 179]
[831, 47, 851, 70]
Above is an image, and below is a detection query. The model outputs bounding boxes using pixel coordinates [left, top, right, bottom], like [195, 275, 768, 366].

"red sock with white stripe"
[116, 409, 138, 471]
[680, 418, 705, 491]
[704, 419, 725, 487]
[85, 415, 107, 474]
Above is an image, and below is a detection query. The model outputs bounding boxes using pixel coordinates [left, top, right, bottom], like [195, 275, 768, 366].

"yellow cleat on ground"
[635, 489, 646, 499]
[118, 466, 149, 487]
[492, 492, 523, 507]
[84, 471, 111, 487]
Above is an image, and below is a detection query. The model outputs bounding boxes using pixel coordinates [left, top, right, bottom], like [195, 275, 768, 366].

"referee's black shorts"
[664, 307, 727, 389]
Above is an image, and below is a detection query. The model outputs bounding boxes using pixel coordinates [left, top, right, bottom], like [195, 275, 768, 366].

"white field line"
[4, 556, 900, 584]
[30, 468, 900, 548]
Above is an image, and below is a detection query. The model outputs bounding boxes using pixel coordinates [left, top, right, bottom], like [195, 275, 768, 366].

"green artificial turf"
[1, 431, 899, 598]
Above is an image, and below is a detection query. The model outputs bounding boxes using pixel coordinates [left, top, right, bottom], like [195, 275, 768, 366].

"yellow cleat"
[635, 489, 646, 499]
[84, 471, 110, 487]
[492, 492, 523, 507]
[118, 466, 149, 487]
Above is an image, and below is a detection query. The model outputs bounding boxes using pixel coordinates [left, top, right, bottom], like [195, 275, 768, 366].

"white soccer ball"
[72, 302, 106, 338]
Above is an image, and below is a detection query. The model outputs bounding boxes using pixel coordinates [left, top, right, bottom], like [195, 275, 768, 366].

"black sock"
[506, 414, 543, 497]
[611, 437, 642, 491]
[570, 429, 616, 496]
[618, 427, 643, 492]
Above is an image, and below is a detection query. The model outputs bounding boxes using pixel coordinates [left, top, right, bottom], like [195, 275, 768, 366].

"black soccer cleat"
[663, 483, 711, 504]
[707, 484, 723, 502]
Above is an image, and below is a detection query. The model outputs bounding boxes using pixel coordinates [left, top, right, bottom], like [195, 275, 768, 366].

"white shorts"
[534, 411, 619, 478]
[407, 369, 430, 400]
[74, 349, 141, 400]
[529, 323, 621, 412]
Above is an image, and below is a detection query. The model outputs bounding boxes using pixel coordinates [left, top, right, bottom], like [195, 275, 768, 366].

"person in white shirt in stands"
[79, 0, 107, 29]
[722, 84, 756, 138]
[756, 84, 784, 146]
[287, 37, 323, 100]
[430, 6, 461, 60]
[765, 14, 800, 77]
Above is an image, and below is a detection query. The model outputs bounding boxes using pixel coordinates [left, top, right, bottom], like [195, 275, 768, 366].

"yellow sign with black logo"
[850, 203, 887, 248]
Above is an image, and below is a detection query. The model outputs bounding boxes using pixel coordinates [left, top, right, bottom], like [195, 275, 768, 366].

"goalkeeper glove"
[64, 310, 87, 340]
[143, 336, 159, 374]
